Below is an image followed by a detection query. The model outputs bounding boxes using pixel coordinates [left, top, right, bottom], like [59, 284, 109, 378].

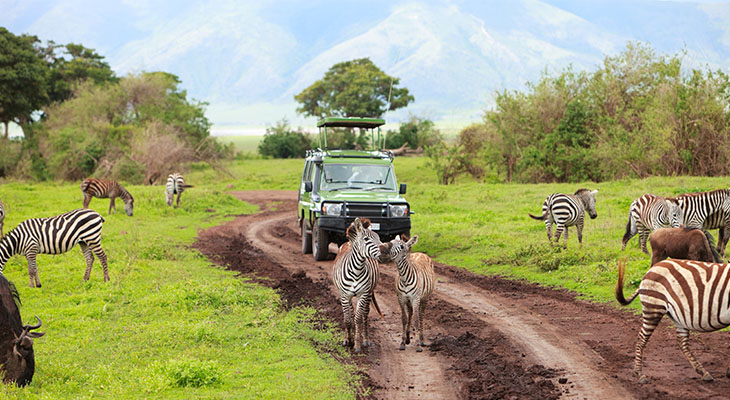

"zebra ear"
[406, 235, 418, 248]
[591, 189, 599, 195]
[395, 235, 401, 241]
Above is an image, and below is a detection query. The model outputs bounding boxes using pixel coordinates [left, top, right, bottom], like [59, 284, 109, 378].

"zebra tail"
[371, 293, 385, 321]
[80, 179, 91, 192]
[528, 212, 546, 221]
[182, 184, 195, 188]
[621, 212, 636, 247]
[615, 259, 640, 306]
[703, 230, 723, 263]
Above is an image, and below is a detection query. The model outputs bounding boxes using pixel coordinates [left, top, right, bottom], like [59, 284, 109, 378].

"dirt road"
[195, 191, 730, 399]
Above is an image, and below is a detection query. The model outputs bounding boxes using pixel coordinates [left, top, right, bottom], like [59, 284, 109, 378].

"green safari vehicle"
[298, 117, 411, 261]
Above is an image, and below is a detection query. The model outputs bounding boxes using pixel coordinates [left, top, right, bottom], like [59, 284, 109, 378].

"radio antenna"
[385, 48, 401, 114]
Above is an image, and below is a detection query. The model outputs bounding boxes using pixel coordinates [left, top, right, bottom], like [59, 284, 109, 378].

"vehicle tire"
[313, 220, 329, 261]
[301, 220, 312, 254]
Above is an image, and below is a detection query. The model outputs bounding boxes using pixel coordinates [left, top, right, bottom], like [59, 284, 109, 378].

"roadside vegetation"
[0, 180, 355, 399]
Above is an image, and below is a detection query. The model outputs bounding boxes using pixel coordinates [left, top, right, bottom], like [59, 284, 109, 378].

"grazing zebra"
[165, 173, 193, 208]
[616, 258, 730, 383]
[388, 234, 435, 352]
[332, 218, 382, 353]
[0, 209, 110, 287]
[529, 189, 599, 247]
[621, 194, 683, 253]
[0, 197, 4, 238]
[81, 178, 134, 216]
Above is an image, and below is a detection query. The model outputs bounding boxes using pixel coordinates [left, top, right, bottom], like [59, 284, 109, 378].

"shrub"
[157, 358, 222, 388]
[258, 119, 313, 158]
[385, 115, 442, 149]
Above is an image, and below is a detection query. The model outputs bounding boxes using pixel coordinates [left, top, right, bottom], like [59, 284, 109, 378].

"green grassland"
[0, 180, 355, 399]
[217, 135, 264, 154]
[1, 155, 726, 397]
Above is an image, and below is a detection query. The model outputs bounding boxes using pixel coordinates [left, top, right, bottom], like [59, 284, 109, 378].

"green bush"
[258, 119, 313, 158]
[157, 358, 222, 388]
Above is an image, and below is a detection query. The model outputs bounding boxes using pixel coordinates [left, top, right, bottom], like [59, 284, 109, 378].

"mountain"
[3, 0, 730, 129]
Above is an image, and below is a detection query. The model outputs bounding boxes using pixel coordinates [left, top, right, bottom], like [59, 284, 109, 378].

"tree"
[0, 28, 48, 138]
[295, 58, 414, 119]
[258, 119, 312, 158]
[42, 42, 118, 104]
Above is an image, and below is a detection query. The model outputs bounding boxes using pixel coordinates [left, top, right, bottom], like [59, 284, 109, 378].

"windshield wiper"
[327, 186, 363, 191]
[363, 186, 394, 191]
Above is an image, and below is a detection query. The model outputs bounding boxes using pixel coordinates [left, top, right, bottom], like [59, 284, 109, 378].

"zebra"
[332, 218, 383, 353]
[0, 197, 4, 238]
[616, 258, 730, 383]
[0, 209, 110, 288]
[81, 178, 134, 216]
[621, 194, 683, 253]
[388, 234, 435, 352]
[165, 173, 193, 208]
[529, 189, 599, 247]
[676, 189, 730, 256]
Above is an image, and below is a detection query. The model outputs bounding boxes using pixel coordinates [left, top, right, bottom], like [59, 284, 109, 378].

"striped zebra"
[332, 218, 383, 353]
[529, 189, 599, 247]
[388, 234, 435, 352]
[616, 258, 730, 383]
[0, 209, 110, 288]
[81, 178, 135, 216]
[0, 197, 4, 238]
[676, 189, 730, 256]
[621, 194, 683, 253]
[165, 173, 193, 208]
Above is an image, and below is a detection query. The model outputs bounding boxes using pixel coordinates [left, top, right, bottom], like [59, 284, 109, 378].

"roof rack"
[306, 149, 394, 161]
[316, 117, 386, 150]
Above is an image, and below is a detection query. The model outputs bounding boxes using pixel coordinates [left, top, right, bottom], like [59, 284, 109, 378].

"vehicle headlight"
[322, 203, 342, 216]
[389, 204, 408, 217]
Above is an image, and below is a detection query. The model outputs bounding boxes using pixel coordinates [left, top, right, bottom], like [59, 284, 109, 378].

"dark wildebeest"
[649, 227, 722, 266]
[0, 274, 44, 386]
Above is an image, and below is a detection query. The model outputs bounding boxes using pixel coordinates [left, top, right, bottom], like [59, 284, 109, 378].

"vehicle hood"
[320, 191, 407, 203]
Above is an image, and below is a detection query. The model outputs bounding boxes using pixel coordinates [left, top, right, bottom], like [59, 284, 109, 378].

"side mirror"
[399, 183, 407, 195]
[304, 181, 313, 193]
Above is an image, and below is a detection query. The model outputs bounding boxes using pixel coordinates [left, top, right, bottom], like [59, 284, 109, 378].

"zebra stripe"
[388, 234, 435, 352]
[0, 209, 110, 287]
[332, 218, 382, 353]
[0, 197, 4, 238]
[616, 258, 730, 383]
[621, 194, 682, 253]
[81, 178, 135, 216]
[165, 173, 191, 207]
[676, 189, 730, 256]
[529, 188, 598, 247]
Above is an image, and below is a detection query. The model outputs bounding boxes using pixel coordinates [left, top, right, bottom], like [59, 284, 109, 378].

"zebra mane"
[574, 188, 592, 196]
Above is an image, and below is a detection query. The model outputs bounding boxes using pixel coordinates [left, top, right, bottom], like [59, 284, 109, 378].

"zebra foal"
[616, 258, 730, 383]
[621, 194, 683, 253]
[81, 178, 134, 216]
[332, 218, 383, 353]
[529, 189, 598, 247]
[165, 173, 193, 208]
[388, 234, 435, 352]
[0, 209, 110, 287]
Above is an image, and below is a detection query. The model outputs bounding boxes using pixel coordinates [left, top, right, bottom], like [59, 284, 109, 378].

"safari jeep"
[298, 117, 411, 261]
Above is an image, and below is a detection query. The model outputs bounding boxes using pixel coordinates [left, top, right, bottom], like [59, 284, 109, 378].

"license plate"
[370, 223, 380, 230]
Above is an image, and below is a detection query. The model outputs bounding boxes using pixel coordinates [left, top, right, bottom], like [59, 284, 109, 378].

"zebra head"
[665, 199, 683, 228]
[124, 196, 134, 217]
[389, 234, 419, 263]
[575, 188, 598, 219]
[347, 218, 381, 260]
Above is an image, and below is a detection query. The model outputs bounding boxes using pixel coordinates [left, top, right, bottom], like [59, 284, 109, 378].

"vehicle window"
[303, 161, 313, 181]
[320, 164, 396, 191]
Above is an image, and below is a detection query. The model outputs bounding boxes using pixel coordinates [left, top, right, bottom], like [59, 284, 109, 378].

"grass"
[2, 155, 726, 397]
[0, 180, 355, 399]
[217, 135, 264, 155]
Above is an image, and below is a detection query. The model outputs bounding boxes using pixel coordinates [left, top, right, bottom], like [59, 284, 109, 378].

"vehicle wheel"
[301, 220, 312, 254]
[313, 220, 329, 261]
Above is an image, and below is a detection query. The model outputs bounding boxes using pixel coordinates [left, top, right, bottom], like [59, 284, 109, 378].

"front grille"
[344, 202, 387, 218]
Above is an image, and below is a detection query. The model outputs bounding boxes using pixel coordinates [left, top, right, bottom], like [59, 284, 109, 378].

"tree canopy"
[294, 58, 414, 119]
[0, 28, 48, 137]
[43, 41, 118, 104]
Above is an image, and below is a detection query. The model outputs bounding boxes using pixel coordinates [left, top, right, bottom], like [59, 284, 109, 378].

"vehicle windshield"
[321, 164, 396, 191]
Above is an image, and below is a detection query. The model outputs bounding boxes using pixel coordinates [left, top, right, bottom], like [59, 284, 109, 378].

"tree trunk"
[2, 121, 7, 139]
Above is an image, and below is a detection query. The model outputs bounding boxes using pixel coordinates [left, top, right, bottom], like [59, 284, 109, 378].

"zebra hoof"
[638, 375, 649, 384]
[416, 346, 423, 353]
[726, 367, 730, 378]
[353, 346, 362, 354]
[405, 334, 411, 345]
[362, 340, 369, 348]
[702, 372, 714, 382]
[399, 344, 405, 351]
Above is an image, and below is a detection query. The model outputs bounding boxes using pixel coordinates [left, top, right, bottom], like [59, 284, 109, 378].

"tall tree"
[0, 28, 48, 138]
[43, 42, 118, 104]
[295, 58, 414, 119]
